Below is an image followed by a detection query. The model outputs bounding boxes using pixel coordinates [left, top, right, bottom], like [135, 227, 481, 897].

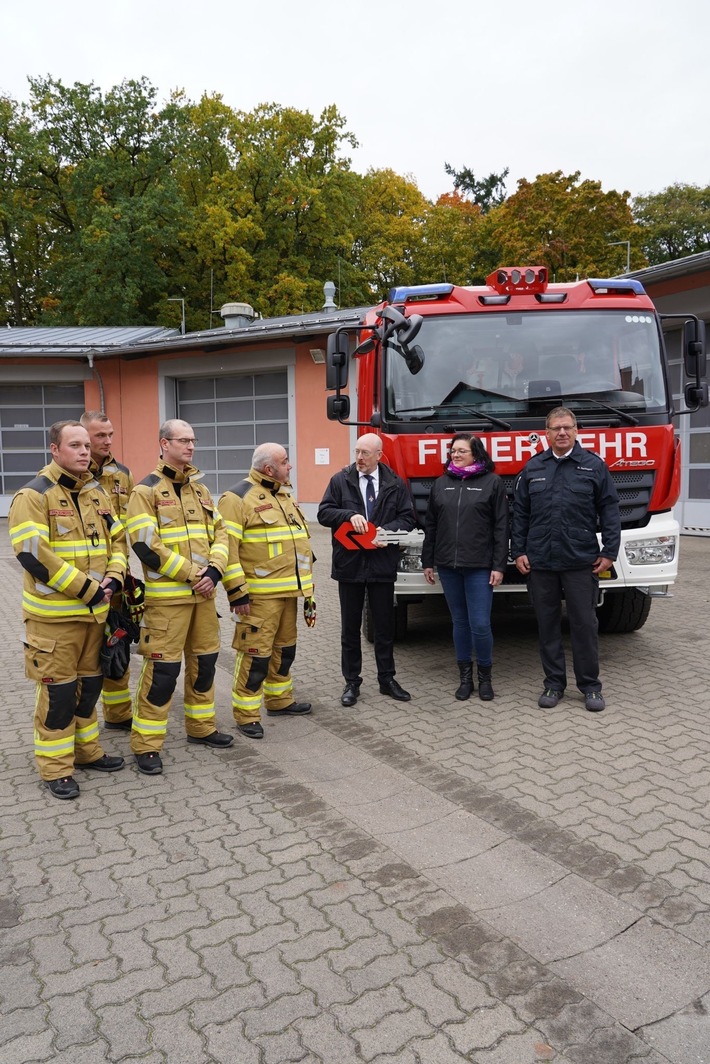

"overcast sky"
[2, 0, 707, 203]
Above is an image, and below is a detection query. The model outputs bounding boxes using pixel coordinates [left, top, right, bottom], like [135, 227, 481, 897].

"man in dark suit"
[318, 433, 417, 707]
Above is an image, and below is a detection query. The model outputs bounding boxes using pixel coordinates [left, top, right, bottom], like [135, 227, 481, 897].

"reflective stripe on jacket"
[126, 461, 228, 605]
[219, 468, 313, 601]
[9, 461, 127, 623]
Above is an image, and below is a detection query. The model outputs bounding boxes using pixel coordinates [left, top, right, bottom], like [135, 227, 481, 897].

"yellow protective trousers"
[131, 597, 220, 754]
[231, 596, 298, 725]
[101, 592, 132, 725]
[23, 618, 106, 780]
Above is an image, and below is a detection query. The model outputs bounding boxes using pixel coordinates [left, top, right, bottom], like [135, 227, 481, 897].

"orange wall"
[294, 342, 351, 505]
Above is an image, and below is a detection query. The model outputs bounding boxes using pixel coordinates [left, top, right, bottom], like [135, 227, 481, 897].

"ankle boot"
[455, 661, 474, 700]
[477, 665, 494, 701]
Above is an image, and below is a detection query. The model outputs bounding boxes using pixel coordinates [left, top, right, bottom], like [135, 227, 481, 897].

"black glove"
[100, 609, 132, 679]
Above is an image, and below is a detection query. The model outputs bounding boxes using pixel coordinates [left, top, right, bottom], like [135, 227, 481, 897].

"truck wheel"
[596, 588, 652, 633]
[362, 598, 408, 642]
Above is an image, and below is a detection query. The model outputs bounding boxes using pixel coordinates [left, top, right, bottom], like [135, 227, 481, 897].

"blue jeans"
[437, 566, 494, 666]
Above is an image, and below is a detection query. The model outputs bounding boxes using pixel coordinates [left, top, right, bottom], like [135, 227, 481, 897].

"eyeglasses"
[165, 437, 198, 445]
[450, 447, 473, 456]
[547, 425, 576, 434]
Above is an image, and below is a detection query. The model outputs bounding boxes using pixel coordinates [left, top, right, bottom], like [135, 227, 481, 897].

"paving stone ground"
[1, 519, 709, 1064]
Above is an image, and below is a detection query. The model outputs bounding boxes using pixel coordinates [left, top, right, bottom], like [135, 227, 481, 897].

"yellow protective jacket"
[90, 453, 134, 521]
[126, 461, 228, 605]
[9, 460, 127, 624]
[219, 468, 313, 603]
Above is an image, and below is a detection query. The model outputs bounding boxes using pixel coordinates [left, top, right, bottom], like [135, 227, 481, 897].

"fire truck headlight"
[624, 536, 676, 565]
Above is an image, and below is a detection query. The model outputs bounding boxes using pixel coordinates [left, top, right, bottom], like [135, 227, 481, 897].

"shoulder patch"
[22, 474, 54, 496]
[139, 473, 162, 488]
[231, 480, 254, 500]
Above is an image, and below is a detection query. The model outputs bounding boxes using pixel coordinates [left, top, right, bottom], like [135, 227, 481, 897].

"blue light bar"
[587, 278, 646, 295]
[388, 283, 455, 303]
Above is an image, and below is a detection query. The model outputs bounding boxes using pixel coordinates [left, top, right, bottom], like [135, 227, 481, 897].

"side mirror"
[327, 393, 350, 421]
[683, 317, 707, 378]
[402, 343, 425, 375]
[683, 318, 708, 408]
[326, 331, 349, 390]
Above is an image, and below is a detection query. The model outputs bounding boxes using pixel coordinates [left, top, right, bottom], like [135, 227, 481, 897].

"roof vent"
[220, 302, 255, 329]
[322, 281, 337, 313]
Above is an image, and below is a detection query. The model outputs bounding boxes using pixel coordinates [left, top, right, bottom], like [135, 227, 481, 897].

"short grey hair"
[252, 443, 286, 471]
[159, 419, 191, 442]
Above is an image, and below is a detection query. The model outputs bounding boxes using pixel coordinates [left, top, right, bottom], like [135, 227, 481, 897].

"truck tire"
[362, 597, 408, 642]
[596, 588, 652, 633]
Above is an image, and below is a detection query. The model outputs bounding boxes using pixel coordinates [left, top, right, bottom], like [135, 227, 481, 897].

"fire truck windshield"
[384, 310, 667, 425]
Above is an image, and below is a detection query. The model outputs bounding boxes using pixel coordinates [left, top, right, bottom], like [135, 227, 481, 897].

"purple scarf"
[447, 459, 486, 478]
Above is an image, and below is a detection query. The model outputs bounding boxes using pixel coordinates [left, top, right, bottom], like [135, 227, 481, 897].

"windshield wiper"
[535, 394, 639, 425]
[393, 404, 512, 429]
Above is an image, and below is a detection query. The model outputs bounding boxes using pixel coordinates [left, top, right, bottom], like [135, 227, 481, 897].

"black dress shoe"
[341, 683, 360, 707]
[266, 702, 312, 716]
[187, 730, 235, 748]
[79, 754, 125, 772]
[135, 752, 163, 775]
[104, 719, 132, 731]
[46, 776, 80, 800]
[379, 679, 411, 702]
[238, 722, 264, 739]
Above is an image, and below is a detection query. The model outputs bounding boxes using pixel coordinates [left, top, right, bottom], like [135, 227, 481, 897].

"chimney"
[220, 302, 255, 329]
[322, 281, 337, 313]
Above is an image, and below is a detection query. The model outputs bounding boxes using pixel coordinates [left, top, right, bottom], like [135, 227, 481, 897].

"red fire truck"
[326, 267, 707, 636]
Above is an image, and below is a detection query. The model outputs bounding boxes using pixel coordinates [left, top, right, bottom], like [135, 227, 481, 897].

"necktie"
[364, 474, 376, 520]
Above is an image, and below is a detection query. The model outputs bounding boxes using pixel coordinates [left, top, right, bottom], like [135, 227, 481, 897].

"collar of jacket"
[542, 440, 585, 464]
[47, 460, 94, 492]
[346, 462, 394, 486]
[90, 453, 117, 477]
[157, 460, 200, 485]
[249, 467, 289, 494]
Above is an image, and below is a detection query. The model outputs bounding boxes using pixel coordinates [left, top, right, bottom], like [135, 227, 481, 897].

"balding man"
[318, 433, 416, 706]
[125, 420, 233, 775]
[219, 443, 314, 739]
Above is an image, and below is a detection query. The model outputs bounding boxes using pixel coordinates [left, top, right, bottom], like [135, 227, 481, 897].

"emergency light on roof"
[486, 267, 548, 295]
[587, 278, 646, 296]
[388, 283, 455, 303]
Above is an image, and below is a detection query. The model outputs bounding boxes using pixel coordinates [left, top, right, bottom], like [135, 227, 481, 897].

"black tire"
[596, 588, 652, 633]
[362, 596, 408, 642]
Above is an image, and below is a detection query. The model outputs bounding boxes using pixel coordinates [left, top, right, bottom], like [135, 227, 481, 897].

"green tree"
[633, 183, 710, 264]
[443, 163, 509, 213]
[485, 171, 644, 280]
[26, 76, 190, 325]
[180, 101, 362, 321]
[351, 168, 429, 300]
[415, 192, 484, 285]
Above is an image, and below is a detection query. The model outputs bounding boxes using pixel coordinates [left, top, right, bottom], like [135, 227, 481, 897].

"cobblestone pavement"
[1, 519, 709, 1064]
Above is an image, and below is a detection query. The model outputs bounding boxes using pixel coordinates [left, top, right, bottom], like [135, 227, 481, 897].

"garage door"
[0, 383, 86, 517]
[176, 371, 289, 496]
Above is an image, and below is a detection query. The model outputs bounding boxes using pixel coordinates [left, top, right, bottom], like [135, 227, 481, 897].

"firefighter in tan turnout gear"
[219, 443, 314, 740]
[125, 420, 233, 775]
[81, 410, 135, 730]
[9, 421, 127, 800]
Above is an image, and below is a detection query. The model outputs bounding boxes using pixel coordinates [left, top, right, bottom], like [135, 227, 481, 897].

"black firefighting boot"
[477, 665, 494, 701]
[455, 661, 474, 700]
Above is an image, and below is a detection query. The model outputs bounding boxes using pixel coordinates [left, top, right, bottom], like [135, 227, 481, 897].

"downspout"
[87, 352, 106, 412]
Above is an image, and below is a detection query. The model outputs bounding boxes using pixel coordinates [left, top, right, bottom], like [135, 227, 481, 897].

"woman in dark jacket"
[422, 433, 509, 701]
